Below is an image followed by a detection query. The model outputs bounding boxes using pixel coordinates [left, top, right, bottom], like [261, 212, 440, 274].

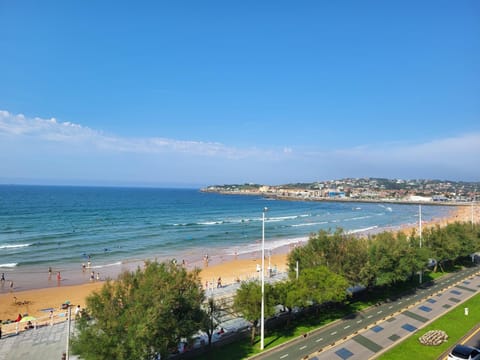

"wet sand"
[1, 204, 477, 328]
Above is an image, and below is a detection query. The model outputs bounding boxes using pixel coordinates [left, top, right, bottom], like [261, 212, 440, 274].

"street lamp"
[260, 207, 268, 350]
[419, 204, 422, 284]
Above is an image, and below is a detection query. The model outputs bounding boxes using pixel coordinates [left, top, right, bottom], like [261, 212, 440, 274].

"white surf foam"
[0, 243, 31, 250]
[0, 263, 18, 268]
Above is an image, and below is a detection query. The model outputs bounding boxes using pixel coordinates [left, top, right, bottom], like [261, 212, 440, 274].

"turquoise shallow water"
[0, 185, 453, 289]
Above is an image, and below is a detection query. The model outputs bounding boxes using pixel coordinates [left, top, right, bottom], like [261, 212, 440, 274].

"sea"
[0, 185, 453, 291]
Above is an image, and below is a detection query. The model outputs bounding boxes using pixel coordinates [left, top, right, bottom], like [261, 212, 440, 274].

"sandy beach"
[1, 203, 478, 332]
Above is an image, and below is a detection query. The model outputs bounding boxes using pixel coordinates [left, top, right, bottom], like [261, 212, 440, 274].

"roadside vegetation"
[71, 222, 480, 360]
[377, 293, 480, 359]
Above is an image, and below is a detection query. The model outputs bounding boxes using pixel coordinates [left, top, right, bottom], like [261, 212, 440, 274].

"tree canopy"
[71, 261, 205, 360]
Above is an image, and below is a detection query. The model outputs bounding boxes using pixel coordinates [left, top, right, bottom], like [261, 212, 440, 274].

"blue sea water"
[0, 185, 453, 272]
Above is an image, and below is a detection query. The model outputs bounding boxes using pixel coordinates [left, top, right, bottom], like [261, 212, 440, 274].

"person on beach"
[24, 321, 33, 330]
[96, 272, 100, 281]
[1, 273, 5, 282]
[57, 272, 61, 281]
[203, 253, 209, 267]
[49, 310, 54, 326]
[82, 263, 86, 272]
[90, 271, 95, 281]
[87, 260, 91, 268]
[217, 277, 222, 288]
[75, 305, 81, 319]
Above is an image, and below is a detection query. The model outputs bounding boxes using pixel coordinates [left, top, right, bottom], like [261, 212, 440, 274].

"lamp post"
[260, 207, 268, 350]
[472, 189, 476, 229]
[419, 204, 422, 284]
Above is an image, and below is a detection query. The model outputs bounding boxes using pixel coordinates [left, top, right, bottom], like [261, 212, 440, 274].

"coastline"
[1, 204, 478, 326]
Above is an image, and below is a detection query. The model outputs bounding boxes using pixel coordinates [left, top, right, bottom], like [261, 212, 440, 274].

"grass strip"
[376, 293, 480, 360]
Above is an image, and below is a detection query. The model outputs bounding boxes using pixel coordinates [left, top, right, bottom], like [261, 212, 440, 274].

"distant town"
[202, 178, 480, 204]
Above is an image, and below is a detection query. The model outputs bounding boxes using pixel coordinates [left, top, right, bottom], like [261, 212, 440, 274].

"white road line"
[367, 315, 373, 319]
[316, 337, 323, 342]
[280, 354, 289, 359]
[344, 325, 351, 329]
[388, 306, 393, 309]
[406, 298, 411, 301]
[398, 301, 403, 304]
[300, 345, 307, 350]
[357, 320, 363, 324]
[377, 310, 383, 314]
[331, 331, 337, 336]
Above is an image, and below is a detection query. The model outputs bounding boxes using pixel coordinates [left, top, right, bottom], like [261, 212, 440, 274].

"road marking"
[367, 315, 373, 319]
[344, 325, 351, 329]
[398, 301, 403, 304]
[300, 345, 307, 350]
[280, 354, 289, 359]
[406, 298, 411, 301]
[377, 310, 383, 314]
[357, 320, 363, 323]
[316, 337, 323, 342]
[331, 331, 337, 336]
[388, 306, 393, 309]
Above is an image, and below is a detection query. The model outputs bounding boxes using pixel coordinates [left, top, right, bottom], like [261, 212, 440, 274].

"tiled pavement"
[0, 321, 79, 360]
[309, 272, 480, 360]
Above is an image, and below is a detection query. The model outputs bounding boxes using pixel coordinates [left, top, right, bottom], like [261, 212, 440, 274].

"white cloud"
[0, 110, 266, 159]
[0, 110, 478, 184]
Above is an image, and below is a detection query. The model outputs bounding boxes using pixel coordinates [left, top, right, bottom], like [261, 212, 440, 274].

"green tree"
[424, 225, 461, 271]
[202, 297, 227, 346]
[285, 266, 348, 310]
[71, 261, 205, 360]
[288, 229, 372, 288]
[233, 280, 275, 344]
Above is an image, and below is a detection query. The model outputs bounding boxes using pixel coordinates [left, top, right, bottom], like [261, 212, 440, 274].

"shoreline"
[201, 189, 472, 206]
[1, 204, 478, 325]
[0, 201, 457, 293]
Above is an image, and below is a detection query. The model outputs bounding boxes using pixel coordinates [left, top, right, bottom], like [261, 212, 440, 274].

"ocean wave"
[378, 205, 393, 212]
[343, 216, 372, 222]
[265, 215, 300, 223]
[0, 263, 18, 268]
[0, 243, 31, 250]
[91, 261, 122, 269]
[226, 236, 309, 256]
[347, 226, 378, 234]
[291, 221, 328, 227]
[198, 221, 223, 225]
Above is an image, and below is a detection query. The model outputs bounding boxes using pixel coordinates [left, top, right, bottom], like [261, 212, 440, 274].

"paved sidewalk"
[0, 321, 79, 360]
[0, 273, 287, 360]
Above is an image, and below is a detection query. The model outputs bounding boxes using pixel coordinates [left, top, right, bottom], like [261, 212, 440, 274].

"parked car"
[448, 344, 480, 360]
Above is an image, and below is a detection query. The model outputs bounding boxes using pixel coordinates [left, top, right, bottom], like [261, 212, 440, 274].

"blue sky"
[1, 1, 479, 187]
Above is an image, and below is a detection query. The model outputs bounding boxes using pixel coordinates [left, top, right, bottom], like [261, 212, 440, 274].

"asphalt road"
[252, 265, 480, 360]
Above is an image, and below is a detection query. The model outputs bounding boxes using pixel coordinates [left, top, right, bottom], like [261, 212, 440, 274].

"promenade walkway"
[0, 272, 286, 360]
[253, 266, 480, 360]
[1, 268, 477, 360]
[0, 320, 79, 360]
